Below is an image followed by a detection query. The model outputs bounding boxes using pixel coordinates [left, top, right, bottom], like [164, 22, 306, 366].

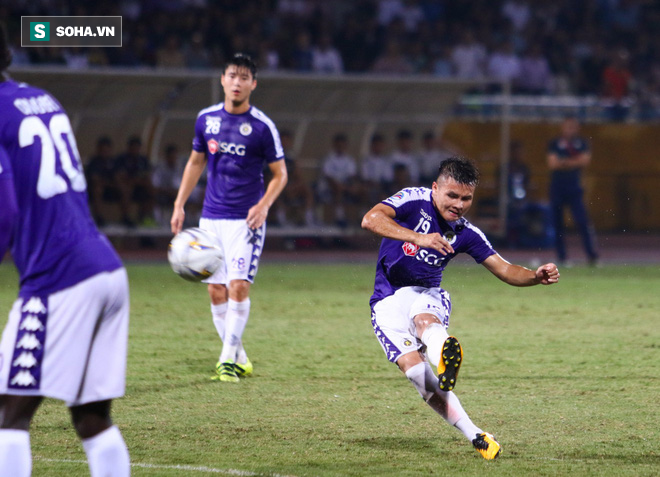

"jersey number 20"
[19, 114, 86, 199]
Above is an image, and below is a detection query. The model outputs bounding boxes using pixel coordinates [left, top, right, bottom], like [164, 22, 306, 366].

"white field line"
[35, 457, 298, 476]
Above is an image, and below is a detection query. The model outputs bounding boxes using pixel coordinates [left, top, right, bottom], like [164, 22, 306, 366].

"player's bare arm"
[481, 253, 560, 286]
[171, 150, 207, 234]
[246, 159, 288, 229]
[362, 203, 455, 255]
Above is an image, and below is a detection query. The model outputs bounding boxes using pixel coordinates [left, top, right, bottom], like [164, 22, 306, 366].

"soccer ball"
[168, 227, 223, 282]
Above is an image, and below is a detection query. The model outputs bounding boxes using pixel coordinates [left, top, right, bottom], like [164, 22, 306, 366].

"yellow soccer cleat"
[211, 360, 239, 383]
[234, 358, 253, 377]
[472, 432, 501, 460]
[437, 336, 463, 391]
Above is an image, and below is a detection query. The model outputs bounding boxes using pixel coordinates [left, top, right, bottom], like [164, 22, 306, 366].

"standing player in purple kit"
[0, 24, 130, 477]
[171, 53, 287, 382]
[362, 157, 560, 460]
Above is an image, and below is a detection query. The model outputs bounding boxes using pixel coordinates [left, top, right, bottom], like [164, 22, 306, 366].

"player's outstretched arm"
[482, 254, 560, 287]
[361, 204, 454, 255]
[171, 150, 207, 234]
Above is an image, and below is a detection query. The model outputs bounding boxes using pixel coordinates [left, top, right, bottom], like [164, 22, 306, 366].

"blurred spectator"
[431, 45, 454, 78]
[63, 46, 89, 69]
[371, 39, 413, 75]
[318, 133, 360, 227]
[115, 136, 155, 226]
[85, 136, 121, 226]
[291, 30, 314, 72]
[270, 131, 316, 226]
[389, 129, 421, 185]
[360, 133, 393, 204]
[312, 33, 344, 74]
[257, 39, 280, 72]
[501, 0, 531, 32]
[451, 30, 487, 79]
[518, 43, 553, 94]
[487, 40, 522, 91]
[185, 32, 211, 69]
[575, 40, 608, 95]
[377, 0, 405, 26]
[506, 140, 531, 202]
[152, 144, 187, 227]
[602, 48, 634, 121]
[400, 0, 425, 33]
[547, 116, 599, 265]
[391, 163, 412, 193]
[156, 34, 186, 68]
[418, 131, 462, 183]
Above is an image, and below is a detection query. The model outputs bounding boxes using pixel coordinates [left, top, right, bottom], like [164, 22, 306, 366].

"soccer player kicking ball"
[0, 24, 130, 476]
[362, 157, 560, 460]
[171, 53, 287, 382]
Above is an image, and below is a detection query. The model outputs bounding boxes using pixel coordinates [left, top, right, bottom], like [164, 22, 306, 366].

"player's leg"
[216, 279, 252, 380]
[568, 190, 599, 263]
[61, 269, 130, 476]
[200, 219, 249, 380]
[373, 287, 501, 459]
[70, 400, 129, 477]
[397, 352, 501, 460]
[208, 283, 228, 341]
[409, 288, 463, 391]
[212, 219, 264, 381]
[550, 189, 567, 263]
[0, 395, 42, 477]
[414, 313, 462, 391]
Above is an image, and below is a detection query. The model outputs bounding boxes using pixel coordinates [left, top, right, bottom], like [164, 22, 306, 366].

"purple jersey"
[0, 79, 122, 297]
[192, 103, 284, 219]
[370, 187, 497, 307]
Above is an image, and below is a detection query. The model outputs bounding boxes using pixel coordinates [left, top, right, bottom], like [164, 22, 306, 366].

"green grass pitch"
[0, 261, 658, 476]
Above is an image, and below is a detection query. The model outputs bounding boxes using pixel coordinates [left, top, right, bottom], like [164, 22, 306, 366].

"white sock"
[212, 302, 248, 363]
[211, 302, 228, 341]
[82, 426, 130, 477]
[0, 429, 31, 477]
[421, 323, 449, 369]
[405, 362, 482, 441]
[219, 298, 250, 364]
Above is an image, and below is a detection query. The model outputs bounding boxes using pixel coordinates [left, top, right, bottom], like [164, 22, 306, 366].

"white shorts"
[0, 268, 129, 406]
[199, 218, 265, 284]
[371, 286, 451, 363]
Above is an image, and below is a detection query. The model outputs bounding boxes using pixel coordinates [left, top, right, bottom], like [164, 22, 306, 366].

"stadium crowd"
[3, 0, 658, 229]
[2, 0, 660, 110]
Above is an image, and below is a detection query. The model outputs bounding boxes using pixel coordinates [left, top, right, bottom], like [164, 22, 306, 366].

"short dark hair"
[397, 129, 413, 140]
[0, 22, 12, 73]
[437, 157, 480, 186]
[224, 53, 257, 79]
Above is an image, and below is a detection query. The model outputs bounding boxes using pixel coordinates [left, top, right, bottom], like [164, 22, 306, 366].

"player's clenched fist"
[535, 263, 560, 285]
